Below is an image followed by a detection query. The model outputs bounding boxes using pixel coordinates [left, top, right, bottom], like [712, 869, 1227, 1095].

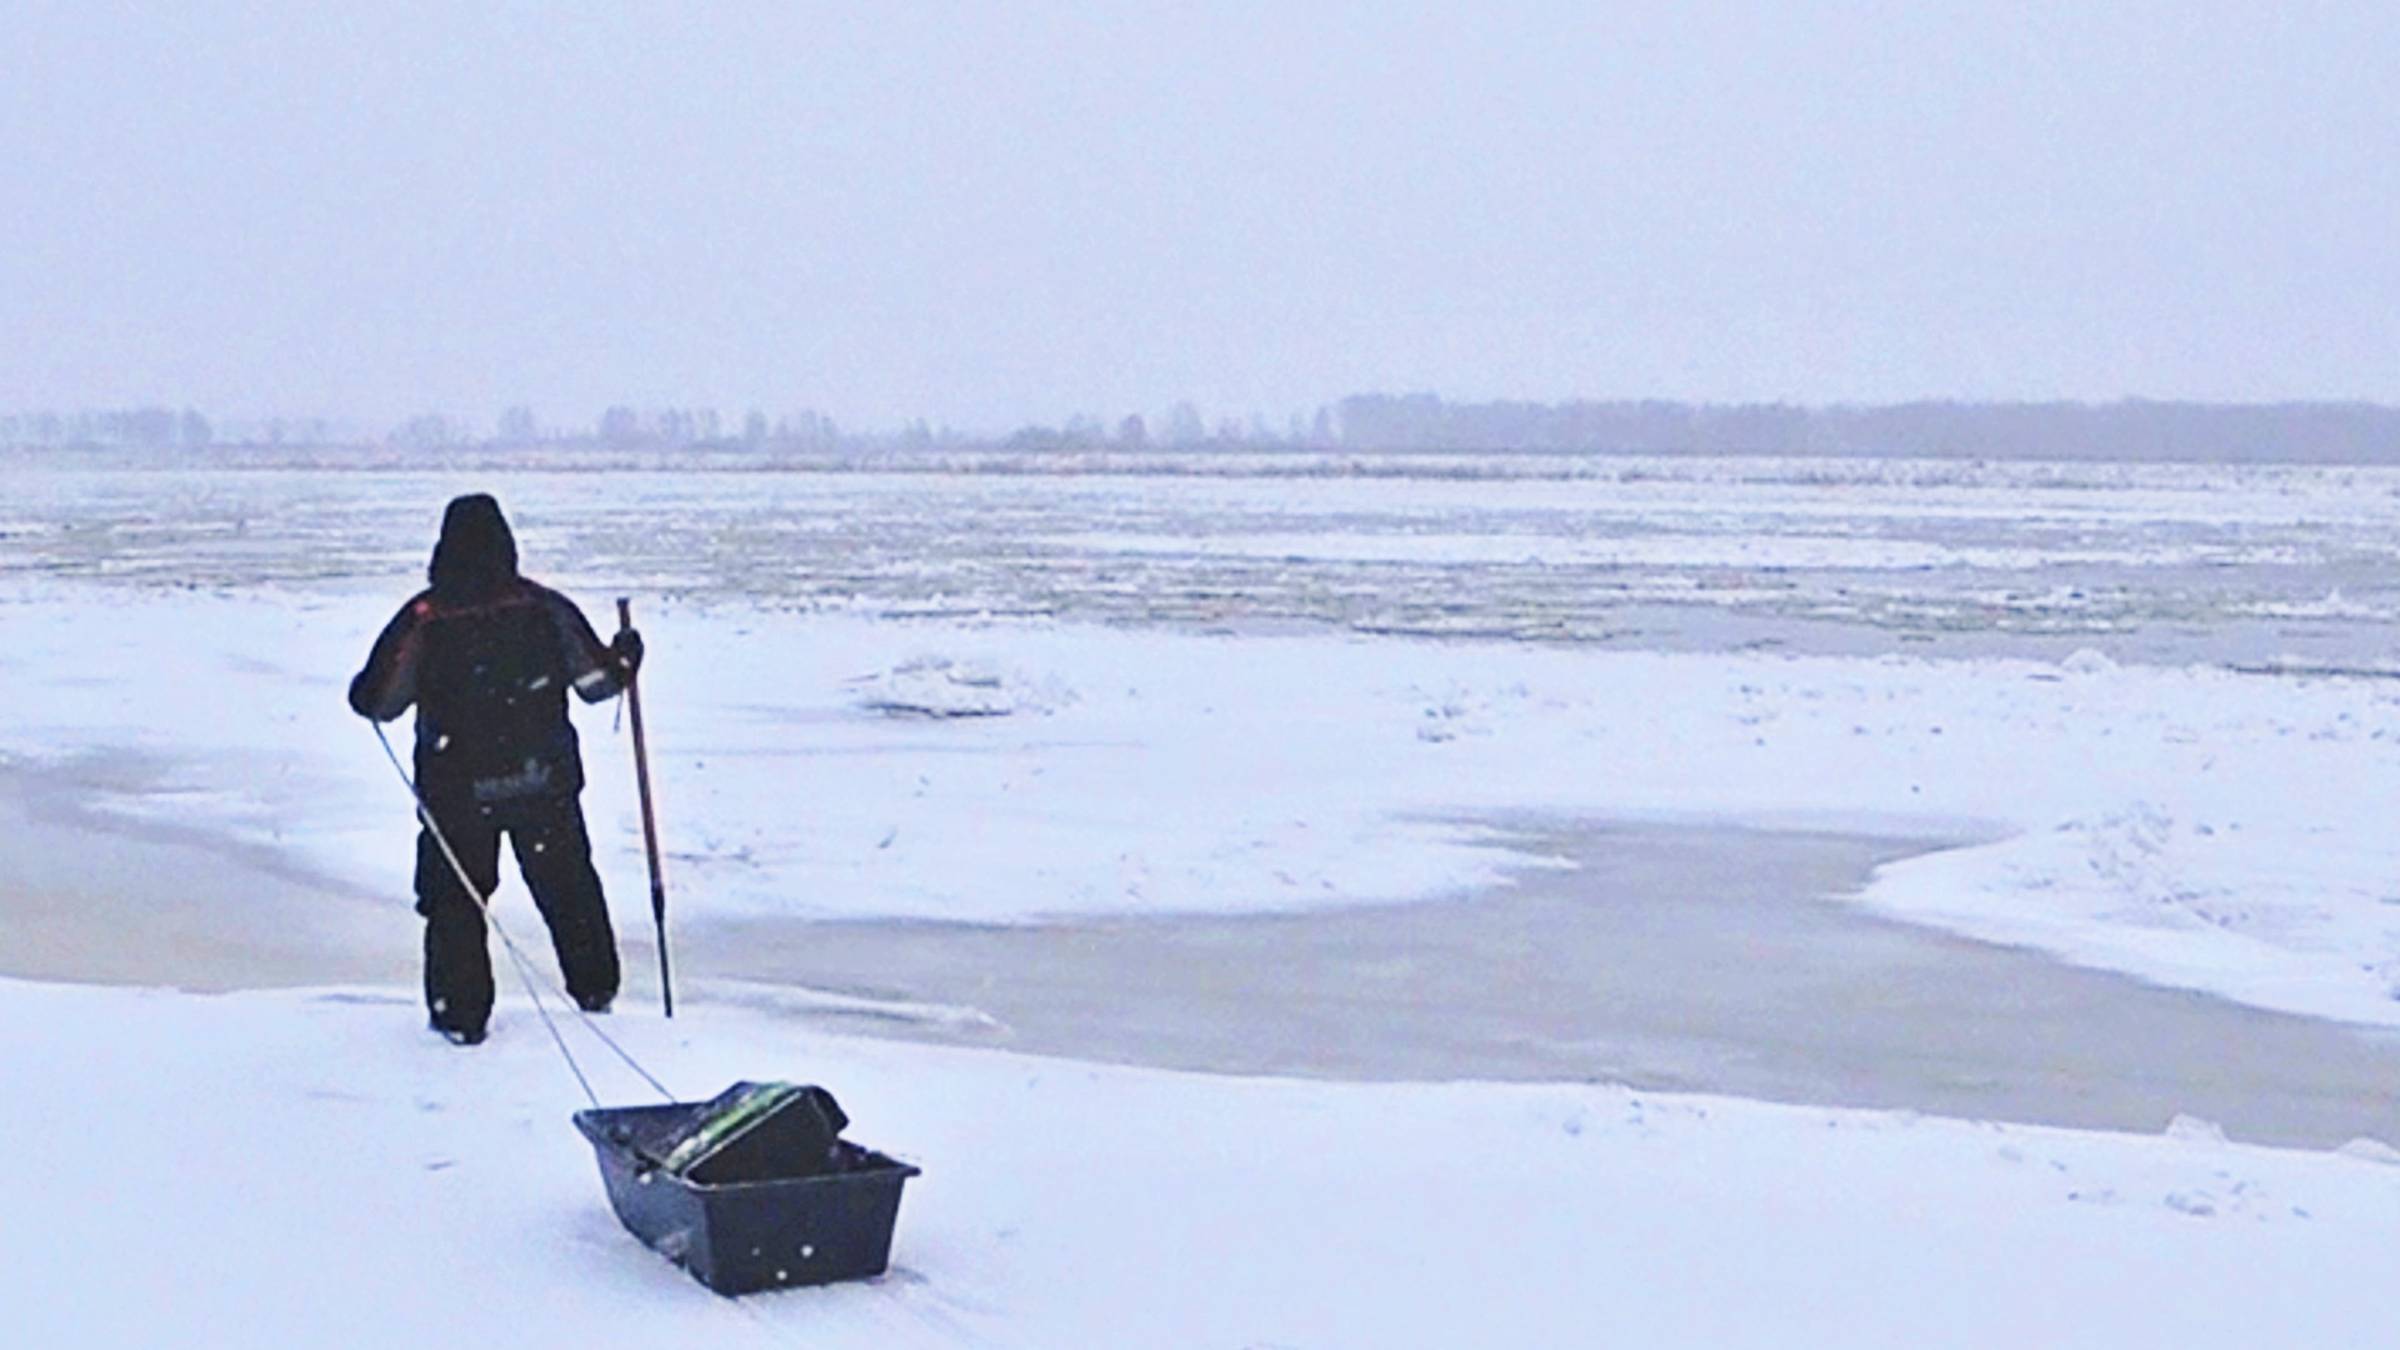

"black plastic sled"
[574, 1083, 921, 1296]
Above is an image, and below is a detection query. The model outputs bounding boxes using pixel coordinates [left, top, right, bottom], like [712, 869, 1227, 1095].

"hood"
[426, 493, 519, 601]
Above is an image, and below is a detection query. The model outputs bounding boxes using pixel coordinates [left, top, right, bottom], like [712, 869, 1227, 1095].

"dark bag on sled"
[655, 1081, 851, 1185]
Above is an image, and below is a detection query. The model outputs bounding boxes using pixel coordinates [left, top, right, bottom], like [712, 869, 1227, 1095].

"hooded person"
[350, 493, 644, 1044]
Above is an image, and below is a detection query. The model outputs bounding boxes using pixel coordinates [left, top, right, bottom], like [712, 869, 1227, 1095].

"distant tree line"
[0, 404, 861, 453]
[456, 404, 853, 450]
[997, 401, 1341, 452]
[1, 406, 214, 449]
[13, 396, 2400, 463]
[1332, 394, 2400, 463]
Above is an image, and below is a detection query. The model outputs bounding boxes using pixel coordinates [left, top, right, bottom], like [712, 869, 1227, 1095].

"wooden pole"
[617, 597, 673, 1018]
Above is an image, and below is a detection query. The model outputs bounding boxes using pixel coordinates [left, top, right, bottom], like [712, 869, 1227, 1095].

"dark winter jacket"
[349, 496, 633, 803]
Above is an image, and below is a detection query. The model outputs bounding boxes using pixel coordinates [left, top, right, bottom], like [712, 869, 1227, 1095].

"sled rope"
[372, 722, 676, 1105]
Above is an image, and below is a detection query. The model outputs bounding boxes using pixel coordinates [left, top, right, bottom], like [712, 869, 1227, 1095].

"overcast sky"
[2, 2, 2393, 431]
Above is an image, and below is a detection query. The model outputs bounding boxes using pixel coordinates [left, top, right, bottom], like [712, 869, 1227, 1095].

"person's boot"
[430, 1017, 487, 1046]
[574, 992, 613, 1014]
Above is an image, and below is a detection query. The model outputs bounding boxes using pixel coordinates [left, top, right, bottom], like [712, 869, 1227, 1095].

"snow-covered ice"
[6, 576, 2398, 1027]
[6, 449, 2400, 1346]
[4, 976, 2395, 1349]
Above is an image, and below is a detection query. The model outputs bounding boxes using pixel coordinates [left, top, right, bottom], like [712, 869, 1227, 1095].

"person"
[348, 493, 644, 1045]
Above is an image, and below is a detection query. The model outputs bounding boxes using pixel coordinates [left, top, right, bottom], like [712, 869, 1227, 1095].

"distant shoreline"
[12, 396, 2400, 466]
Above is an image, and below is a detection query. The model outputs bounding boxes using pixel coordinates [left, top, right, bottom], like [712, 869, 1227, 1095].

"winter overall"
[349, 495, 640, 1041]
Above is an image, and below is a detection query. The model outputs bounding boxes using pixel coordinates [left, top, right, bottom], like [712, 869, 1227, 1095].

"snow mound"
[2164, 1114, 2228, 1145]
[852, 655, 1071, 719]
[2335, 1137, 2400, 1165]
[2059, 647, 2118, 676]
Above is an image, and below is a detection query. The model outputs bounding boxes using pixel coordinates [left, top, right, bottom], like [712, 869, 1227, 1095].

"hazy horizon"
[5, 2, 2394, 429]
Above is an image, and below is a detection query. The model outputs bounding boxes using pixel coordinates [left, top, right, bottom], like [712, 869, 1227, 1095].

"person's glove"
[611, 627, 645, 674]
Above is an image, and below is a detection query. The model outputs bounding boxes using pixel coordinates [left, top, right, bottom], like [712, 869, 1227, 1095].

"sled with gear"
[576, 1082, 922, 1295]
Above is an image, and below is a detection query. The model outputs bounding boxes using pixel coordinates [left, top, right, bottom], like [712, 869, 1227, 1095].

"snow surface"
[5, 976, 2395, 1350]
[8, 451, 2400, 1345]
[5, 453, 2400, 1018]
[8, 450, 2400, 1021]
[5, 577, 2399, 1027]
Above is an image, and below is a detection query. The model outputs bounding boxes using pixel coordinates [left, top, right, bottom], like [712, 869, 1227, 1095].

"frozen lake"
[5, 447, 2400, 1140]
[10, 447, 2400, 667]
[707, 816, 2400, 1150]
[12, 752, 2397, 1150]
